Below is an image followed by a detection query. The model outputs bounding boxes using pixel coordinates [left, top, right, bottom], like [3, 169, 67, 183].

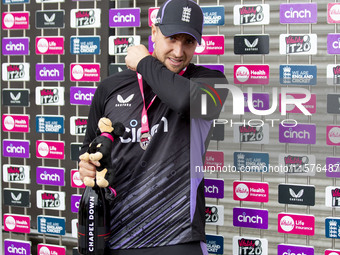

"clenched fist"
[125, 45, 151, 71]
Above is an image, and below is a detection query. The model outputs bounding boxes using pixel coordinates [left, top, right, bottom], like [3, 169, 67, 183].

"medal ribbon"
[136, 67, 186, 134]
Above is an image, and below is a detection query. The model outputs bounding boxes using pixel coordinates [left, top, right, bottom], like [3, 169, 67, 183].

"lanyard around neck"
[136, 67, 186, 134]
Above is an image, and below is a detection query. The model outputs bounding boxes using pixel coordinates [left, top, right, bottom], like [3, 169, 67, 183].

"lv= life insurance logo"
[278, 213, 315, 236]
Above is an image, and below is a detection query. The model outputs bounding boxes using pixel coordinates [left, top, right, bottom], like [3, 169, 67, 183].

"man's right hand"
[78, 159, 100, 182]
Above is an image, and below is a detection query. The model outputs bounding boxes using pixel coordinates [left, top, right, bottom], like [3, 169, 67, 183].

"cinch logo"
[6, 245, 29, 255]
[4, 41, 26, 52]
[284, 9, 312, 19]
[279, 124, 316, 144]
[278, 244, 314, 255]
[284, 128, 310, 139]
[70, 87, 96, 105]
[238, 212, 263, 224]
[40, 171, 60, 182]
[7, 144, 25, 154]
[233, 208, 268, 229]
[200, 84, 223, 115]
[113, 13, 135, 23]
[74, 91, 94, 101]
[39, 67, 60, 77]
[120, 117, 168, 144]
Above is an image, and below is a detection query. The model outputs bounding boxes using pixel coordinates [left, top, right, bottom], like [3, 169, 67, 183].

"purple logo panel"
[36, 63, 64, 81]
[109, 8, 140, 27]
[328, 34, 340, 54]
[2, 37, 29, 55]
[71, 195, 81, 213]
[70, 87, 96, 105]
[204, 179, 224, 199]
[36, 167, 65, 186]
[244, 93, 270, 112]
[3, 139, 30, 158]
[279, 124, 316, 144]
[278, 244, 314, 255]
[233, 207, 268, 229]
[4, 239, 31, 255]
[280, 3, 317, 24]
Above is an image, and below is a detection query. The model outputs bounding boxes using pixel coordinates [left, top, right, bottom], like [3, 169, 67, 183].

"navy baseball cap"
[155, 0, 203, 44]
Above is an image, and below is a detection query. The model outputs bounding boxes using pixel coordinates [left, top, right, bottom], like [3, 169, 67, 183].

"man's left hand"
[125, 45, 151, 71]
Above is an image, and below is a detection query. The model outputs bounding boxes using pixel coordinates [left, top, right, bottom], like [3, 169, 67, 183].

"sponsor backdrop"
[1, 0, 340, 255]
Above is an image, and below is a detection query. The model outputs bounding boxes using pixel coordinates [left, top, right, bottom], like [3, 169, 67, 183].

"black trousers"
[109, 242, 205, 255]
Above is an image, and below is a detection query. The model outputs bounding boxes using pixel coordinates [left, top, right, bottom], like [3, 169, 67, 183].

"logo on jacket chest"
[115, 94, 134, 107]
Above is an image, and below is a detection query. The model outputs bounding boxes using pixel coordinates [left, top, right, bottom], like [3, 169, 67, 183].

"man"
[79, 0, 228, 254]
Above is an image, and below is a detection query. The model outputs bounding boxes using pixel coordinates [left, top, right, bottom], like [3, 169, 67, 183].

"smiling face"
[151, 24, 197, 74]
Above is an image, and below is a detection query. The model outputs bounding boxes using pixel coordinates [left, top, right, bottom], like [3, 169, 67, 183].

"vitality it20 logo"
[234, 4, 270, 25]
[3, 164, 30, 184]
[36, 190, 65, 211]
[280, 34, 317, 55]
[233, 236, 268, 255]
[71, 9, 101, 28]
[109, 36, 141, 55]
[35, 87, 65, 106]
[2, 63, 30, 81]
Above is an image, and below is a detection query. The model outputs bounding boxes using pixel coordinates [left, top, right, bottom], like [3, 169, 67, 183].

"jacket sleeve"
[136, 55, 228, 119]
[80, 82, 107, 155]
